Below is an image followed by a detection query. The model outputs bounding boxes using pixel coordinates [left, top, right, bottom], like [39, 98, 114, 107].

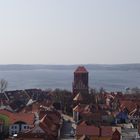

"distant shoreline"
[0, 64, 140, 92]
[0, 64, 140, 71]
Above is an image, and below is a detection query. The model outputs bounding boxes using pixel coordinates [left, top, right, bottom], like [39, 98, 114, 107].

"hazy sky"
[0, 0, 140, 64]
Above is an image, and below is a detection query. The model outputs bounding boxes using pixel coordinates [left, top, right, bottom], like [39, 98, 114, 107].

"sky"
[0, 0, 140, 65]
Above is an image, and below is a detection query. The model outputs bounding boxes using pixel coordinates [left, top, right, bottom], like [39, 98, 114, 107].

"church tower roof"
[74, 66, 88, 73]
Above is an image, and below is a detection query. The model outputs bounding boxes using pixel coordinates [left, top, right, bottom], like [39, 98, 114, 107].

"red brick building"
[73, 66, 89, 97]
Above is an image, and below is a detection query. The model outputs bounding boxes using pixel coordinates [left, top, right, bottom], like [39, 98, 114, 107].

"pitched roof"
[26, 99, 36, 106]
[76, 125, 100, 136]
[17, 131, 45, 139]
[39, 110, 61, 137]
[129, 105, 140, 117]
[120, 99, 140, 112]
[73, 93, 83, 101]
[81, 111, 102, 122]
[21, 102, 41, 113]
[9, 100, 25, 111]
[100, 126, 113, 136]
[0, 109, 34, 125]
[78, 121, 88, 126]
[74, 66, 88, 73]
[112, 129, 121, 136]
[39, 110, 61, 125]
[39, 115, 58, 134]
[73, 104, 87, 112]
[79, 135, 90, 140]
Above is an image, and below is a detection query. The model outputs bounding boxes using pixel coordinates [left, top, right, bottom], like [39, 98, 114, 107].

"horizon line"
[0, 63, 140, 66]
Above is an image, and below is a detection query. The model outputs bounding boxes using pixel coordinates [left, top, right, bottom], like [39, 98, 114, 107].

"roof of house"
[20, 102, 41, 113]
[76, 125, 100, 136]
[39, 115, 58, 134]
[73, 104, 87, 112]
[17, 128, 59, 140]
[5, 90, 29, 101]
[120, 99, 140, 112]
[17, 132, 45, 139]
[129, 105, 140, 117]
[0, 109, 34, 125]
[78, 121, 88, 126]
[112, 129, 121, 136]
[79, 135, 90, 140]
[100, 126, 113, 136]
[15, 107, 61, 140]
[40, 110, 61, 123]
[9, 100, 25, 111]
[74, 66, 88, 73]
[38, 110, 61, 138]
[73, 93, 83, 101]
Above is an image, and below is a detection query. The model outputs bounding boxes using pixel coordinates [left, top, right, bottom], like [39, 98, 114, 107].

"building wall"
[73, 111, 79, 122]
[31, 126, 45, 133]
[0, 124, 3, 132]
[9, 124, 19, 135]
[76, 136, 99, 140]
[77, 136, 112, 140]
[21, 124, 30, 132]
[73, 72, 89, 96]
[98, 137, 112, 140]
[9, 124, 30, 136]
[5, 138, 44, 140]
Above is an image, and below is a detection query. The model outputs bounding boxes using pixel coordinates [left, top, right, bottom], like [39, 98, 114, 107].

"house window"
[10, 96, 14, 99]
[11, 131, 15, 135]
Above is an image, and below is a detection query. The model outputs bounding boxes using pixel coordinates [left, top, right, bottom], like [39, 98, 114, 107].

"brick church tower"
[72, 66, 89, 97]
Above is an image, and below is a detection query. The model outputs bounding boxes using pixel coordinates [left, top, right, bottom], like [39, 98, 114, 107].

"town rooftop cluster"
[0, 66, 140, 140]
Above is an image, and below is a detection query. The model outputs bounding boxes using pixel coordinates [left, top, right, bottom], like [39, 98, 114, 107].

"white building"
[122, 128, 140, 140]
[9, 122, 31, 136]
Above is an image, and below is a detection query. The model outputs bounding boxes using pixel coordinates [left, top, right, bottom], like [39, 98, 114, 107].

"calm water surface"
[0, 69, 140, 91]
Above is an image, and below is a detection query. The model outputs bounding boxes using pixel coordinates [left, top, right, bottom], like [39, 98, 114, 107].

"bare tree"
[0, 79, 8, 93]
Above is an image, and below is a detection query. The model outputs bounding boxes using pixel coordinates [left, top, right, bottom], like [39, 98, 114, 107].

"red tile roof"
[16, 109, 61, 140]
[79, 135, 90, 140]
[38, 110, 61, 137]
[81, 112, 102, 122]
[21, 102, 41, 113]
[100, 126, 113, 136]
[76, 125, 100, 136]
[39, 115, 58, 133]
[73, 93, 83, 101]
[112, 129, 121, 140]
[17, 132, 46, 139]
[74, 66, 88, 73]
[73, 104, 87, 112]
[120, 99, 140, 112]
[78, 121, 88, 126]
[0, 109, 34, 125]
